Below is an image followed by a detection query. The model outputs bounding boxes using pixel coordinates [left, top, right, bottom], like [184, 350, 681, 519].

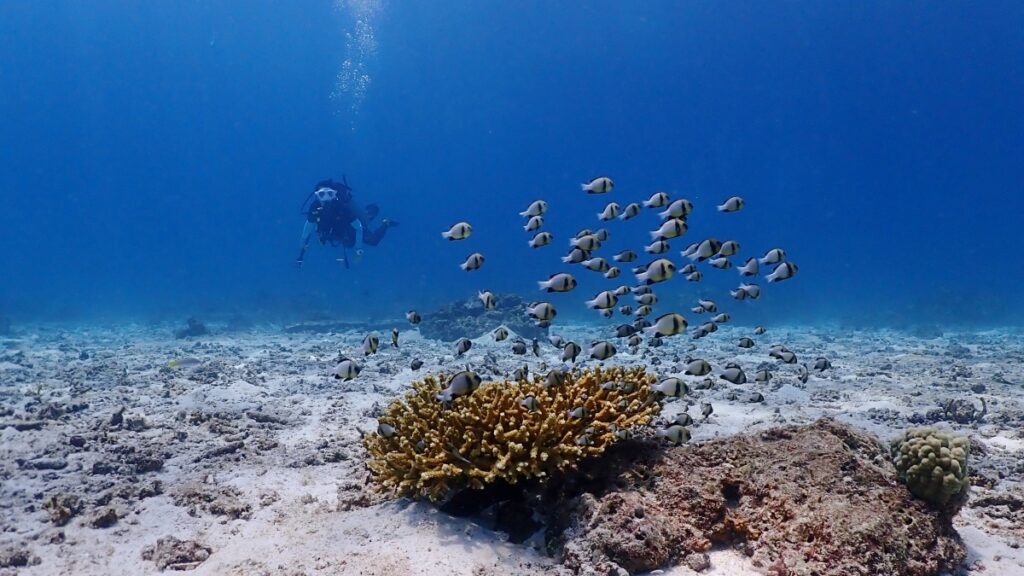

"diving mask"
[314, 187, 338, 203]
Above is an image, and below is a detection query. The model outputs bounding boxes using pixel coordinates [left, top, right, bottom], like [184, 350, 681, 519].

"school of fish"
[339, 175, 824, 446]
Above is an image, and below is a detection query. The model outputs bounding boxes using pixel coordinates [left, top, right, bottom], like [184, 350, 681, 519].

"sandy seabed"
[1, 322, 1022, 575]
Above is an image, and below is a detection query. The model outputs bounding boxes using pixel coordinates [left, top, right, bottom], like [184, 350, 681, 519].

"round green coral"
[891, 427, 969, 513]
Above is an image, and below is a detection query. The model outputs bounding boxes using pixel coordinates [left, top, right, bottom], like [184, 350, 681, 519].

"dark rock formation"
[419, 293, 547, 342]
[548, 419, 966, 576]
[174, 317, 208, 339]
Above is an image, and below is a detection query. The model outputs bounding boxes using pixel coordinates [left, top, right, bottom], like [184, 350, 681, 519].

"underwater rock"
[923, 398, 987, 425]
[171, 482, 252, 520]
[141, 536, 212, 571]
[419, 293, 548, 342]
[42, 493, 83, 526]
[89, 506, 120, 529]
[0, 546, 40, 568]
[550, 419, 966, 576]
[173, 317, 208, 339]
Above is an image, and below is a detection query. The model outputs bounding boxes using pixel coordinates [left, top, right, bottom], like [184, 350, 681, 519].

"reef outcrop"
[550, 419, 966, 576]
[418, 292, 547, 342]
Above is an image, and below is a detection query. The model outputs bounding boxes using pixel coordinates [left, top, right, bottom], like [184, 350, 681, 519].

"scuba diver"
[296, 176, 398, 268]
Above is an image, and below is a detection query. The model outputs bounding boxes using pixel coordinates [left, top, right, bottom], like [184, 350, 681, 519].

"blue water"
[2, 2, 1022, 328]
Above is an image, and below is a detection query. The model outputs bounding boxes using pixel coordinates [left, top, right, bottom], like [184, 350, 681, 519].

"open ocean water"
[1, 1, 1022, 330]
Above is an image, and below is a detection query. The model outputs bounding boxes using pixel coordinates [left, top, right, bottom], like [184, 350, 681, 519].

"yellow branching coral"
[364, 366, 661, 501]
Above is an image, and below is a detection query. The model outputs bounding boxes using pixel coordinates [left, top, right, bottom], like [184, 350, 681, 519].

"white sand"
[1, 322, 1022, 575]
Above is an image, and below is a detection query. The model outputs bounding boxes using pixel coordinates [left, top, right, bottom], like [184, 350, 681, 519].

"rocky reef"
[419, 292, 547, 342]
[548, 419, 966, 576]
[364, 367, 661, 501]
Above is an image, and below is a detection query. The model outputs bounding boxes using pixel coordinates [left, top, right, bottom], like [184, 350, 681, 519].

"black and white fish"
[708, 257, 732, 269]
[716, 240, 741, 257]
[720, 366, 747, 384]
[586, 290, 618, 310]
[538, 272, 577, 293]
[526, 302, 557, 321]
[520, 395, 540, 412]
[766, 262, 798, 283]
[442, 222, 473, 241]
[644, 191, 670, 208]
[519, 200, 548, 217]
[332, 357, 362, 381]
[697, 299, 717, 312]
[589, 341, 616, 360]
[717, 196, 744, 212]
[478, 290, 496, 309]
[613, 250, 638, 263]
[619, 202, 641, 220]
[685, 358, 712, 376]
[436, 370, 482, 402]
[562, 247, 589, 265]
[658, 199, 693, 220]
[759, 248, 785, 265]
[635, 258, 675, 285]
[685, 238, 722, 262]
[646, 313, 688, 337]
[597, 202, 621, 221]
[650, 218, 688, 240]
[570, 234, 601, 251]
[634, 293, 658, 306]
[737, 257, 758, 276]
[562, 341, 582, 362]
[645, 240, 671, 254]
[581, 176, 614, 194]
[529, 232, 553, 248]
[362, 333, 380, 356]
[657, 424, 691, 445]
[582, 257, 611, 273]
[652, 377, 687, 397]
[460, 252, 485, 271]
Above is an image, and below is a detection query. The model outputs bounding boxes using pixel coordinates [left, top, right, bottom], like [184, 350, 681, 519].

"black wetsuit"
[297, 179, 393, 266]
[307, 197, 388, 248]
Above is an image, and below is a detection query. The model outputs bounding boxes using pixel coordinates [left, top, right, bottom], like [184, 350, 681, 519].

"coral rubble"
[364, 366, 661, 501]
[551, 419, 966, 576]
